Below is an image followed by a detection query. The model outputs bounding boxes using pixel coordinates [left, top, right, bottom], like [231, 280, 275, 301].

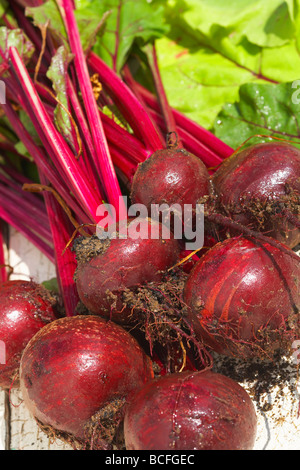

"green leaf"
[213, 81, 300, 150]
[0, 0, 18, 28]
[171, 0, 296, 48]
[0, 27, 34, 64]
[26, 1, 68, 48]
[0, 0, 7, 15]
[152, 0, 300, 128]
[46, 46, 75, 146]
[26, 0, 108, 52]
[26, 0, 167, 73]
[154, 35, 262, 129]
[42, 277, 59, 294]
[89, 0, 168, 72]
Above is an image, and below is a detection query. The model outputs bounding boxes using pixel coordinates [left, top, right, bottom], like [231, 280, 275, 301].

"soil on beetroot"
[75, 265, 211, 373]
[212, 351, 300, 422]
[72, 235, 110, 270]
[3, 281, 59, 322]
[210, 142, 300, 249]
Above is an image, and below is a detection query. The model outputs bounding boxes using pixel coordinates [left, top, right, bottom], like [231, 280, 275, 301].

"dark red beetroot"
[20, 315, 154, 449]
[129, 145, 300, 258]
[130, 148, 211, 227]
[183, 237, 300, 359]
[212, 142, 300, 249]
[0, 280, 57, 389]
[74, 218, 181, 324]
[124, 370, 257, 450]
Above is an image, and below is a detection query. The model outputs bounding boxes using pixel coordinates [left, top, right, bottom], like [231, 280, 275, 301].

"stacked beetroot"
[15, 140, 300, 450]
[0, 0, 299, 452]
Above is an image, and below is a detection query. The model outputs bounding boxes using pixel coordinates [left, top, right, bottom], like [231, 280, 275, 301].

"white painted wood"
[0, 393, 5, 450]
[8, 228, 56, 284]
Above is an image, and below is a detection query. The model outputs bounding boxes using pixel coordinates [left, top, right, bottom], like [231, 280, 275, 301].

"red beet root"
[74, 218, 181, 323]
[130, 148, 211, 227]
[0, 280, 57, 389]
[212, 142, 300, 248]
[124, 370, 257, 450]
[183, 237, 300, 359]
[20, 315, 154, 449]
[129, 144, 300, 258]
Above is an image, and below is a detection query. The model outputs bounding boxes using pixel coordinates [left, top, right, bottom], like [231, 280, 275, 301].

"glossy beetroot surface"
[130, 148, 211, 215]
[183, 237, 300, 359]
[212, 142, 300, 248]
[75, 218, 181, 323]
[124, 370, 257, 450]
[0, 280, 57, 389]
[20, 315, 154, 449]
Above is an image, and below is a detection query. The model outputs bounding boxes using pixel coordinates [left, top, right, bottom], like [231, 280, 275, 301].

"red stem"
[0, 223, 8, 283]
[0, 184, 50, 235]
[109, 145, 138, 184]
[1, 98, 90, 225]
[9, 46, 102, 222]
[145, 43, 183, 149]
[66, 77, 105, 197]
[0, 203, 54, 263]
[58, 0, 126, 221]
[129, 79, 234, 159]
[100, 111, 150, 163]
[88, 52, 165, 152]
[39, 172, 79, 317]
[148, 107, 223, 168]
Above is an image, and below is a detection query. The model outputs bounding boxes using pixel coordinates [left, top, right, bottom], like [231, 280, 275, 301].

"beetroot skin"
[130, 148, 211, 216]
[0, 280, 57, 389]
[74, 218, 181, 323]
[20, 315, 154, 449]
[124, 370, 257, 450]
[183, 237, 300, 359]
[212, 142, 300, 248]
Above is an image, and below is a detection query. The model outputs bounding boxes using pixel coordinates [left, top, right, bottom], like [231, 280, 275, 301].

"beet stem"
[9, 47, 101, 222]
[207, 212, 300, 262]
[58, 0, 126, 220]
[88, 52, 165, 152]
[129, 79, 234, 159]
[145, 43, 183, 149]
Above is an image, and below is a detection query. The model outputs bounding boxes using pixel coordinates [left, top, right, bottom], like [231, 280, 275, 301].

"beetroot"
[124, 369, 257, 450]
[20, 315, 154, 449]
[74, 218, 181, 324]
[212, 142, 300, 248]
[130, 143, 300, 257]
[183, 237, 300, 359]
[130, 148, 211, 228]
[0, 280, 57, 389]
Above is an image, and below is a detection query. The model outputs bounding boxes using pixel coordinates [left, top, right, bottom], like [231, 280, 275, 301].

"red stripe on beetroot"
[20, 315, 154, 450]
[0, 280, 57, 389]
[183, 237, 300, 359]
[124, 370, 257, 450]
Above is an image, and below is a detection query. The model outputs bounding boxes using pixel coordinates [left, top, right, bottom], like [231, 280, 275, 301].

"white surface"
[1, 228, 300, 450]
[9, 229, 56, 284]
[212, 354, 300, 450]
[0, 393, 5, 450]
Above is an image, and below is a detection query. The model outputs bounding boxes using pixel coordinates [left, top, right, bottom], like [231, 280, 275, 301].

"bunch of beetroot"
[0, 0, 299, 453]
